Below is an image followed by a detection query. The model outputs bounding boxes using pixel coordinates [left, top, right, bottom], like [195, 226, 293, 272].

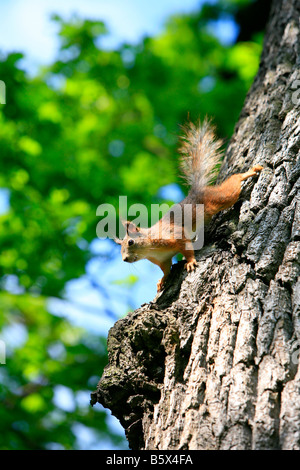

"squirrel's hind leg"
[240, 165, 263, 181]
[204, 165, 263, 216]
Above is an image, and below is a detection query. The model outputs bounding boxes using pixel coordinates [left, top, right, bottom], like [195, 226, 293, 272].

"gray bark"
[92, 0, 300, 450]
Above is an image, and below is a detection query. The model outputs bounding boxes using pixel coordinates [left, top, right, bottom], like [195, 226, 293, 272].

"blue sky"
[0, 0, 238, 72]
[0, 0, 205, 71]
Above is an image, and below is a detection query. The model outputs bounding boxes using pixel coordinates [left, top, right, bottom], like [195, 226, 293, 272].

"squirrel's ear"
[123, 221, 140, 235]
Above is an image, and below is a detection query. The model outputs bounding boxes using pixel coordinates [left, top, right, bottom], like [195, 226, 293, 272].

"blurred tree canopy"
[0, 0, 270, 450]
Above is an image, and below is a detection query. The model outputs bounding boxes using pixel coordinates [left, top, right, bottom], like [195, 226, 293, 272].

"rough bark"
[92, 0, 300, 450]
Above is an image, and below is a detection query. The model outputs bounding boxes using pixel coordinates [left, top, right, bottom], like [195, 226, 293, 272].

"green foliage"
[0, 0, 265, 449]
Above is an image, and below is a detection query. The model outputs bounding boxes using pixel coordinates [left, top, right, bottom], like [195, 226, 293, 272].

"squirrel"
[115, 118, 263, 292]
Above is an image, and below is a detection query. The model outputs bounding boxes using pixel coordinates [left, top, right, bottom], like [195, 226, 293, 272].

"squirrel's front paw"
[157, 278, 164, 292]
[184, 259, 197, 272]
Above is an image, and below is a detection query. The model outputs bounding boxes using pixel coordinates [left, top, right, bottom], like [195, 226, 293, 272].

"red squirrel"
[116, 118, 263, 292]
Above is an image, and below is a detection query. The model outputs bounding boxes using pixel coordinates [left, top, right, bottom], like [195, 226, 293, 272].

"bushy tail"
[179, 117, 224, 190]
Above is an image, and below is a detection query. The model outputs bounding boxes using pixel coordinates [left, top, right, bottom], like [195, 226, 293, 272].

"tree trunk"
[92, 0, 300, 450]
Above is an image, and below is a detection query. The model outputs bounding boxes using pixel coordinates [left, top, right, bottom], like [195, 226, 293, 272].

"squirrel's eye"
[128, 239, 135, 246]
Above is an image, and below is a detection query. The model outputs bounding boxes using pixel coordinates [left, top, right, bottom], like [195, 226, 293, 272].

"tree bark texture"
[92, 0, 300, 450]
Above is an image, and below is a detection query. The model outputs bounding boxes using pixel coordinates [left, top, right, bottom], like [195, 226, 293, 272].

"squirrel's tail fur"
[179, 117, 223, 190]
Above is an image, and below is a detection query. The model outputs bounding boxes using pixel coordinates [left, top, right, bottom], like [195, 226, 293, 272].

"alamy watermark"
[0, 340, 6, 364]
[96, 196, 205, 250]
[291, 339, 300, 366]
[291, 79, 300, 106]
[0, 80, 6, 104]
